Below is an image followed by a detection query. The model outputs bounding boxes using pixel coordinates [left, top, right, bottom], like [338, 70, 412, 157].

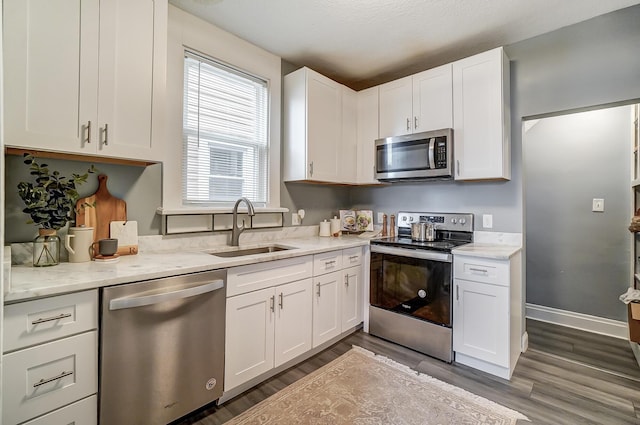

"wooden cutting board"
[75, 174, 127, 245]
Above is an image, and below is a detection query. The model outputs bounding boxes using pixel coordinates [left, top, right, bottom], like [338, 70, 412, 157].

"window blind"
[183, 51, 269, 206]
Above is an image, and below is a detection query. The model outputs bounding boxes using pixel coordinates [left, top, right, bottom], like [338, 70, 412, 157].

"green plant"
[17, 154, 96, 230]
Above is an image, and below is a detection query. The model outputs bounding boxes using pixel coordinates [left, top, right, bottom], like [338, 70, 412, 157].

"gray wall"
[524, 106, 632, 320]
[4, 156, 162, 243]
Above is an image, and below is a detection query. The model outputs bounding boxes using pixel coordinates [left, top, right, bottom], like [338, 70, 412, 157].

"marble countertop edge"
[451, 243, 522, 260]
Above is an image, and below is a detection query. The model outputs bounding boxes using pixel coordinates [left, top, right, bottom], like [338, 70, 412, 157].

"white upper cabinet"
[340, 87, 358, 184]
[378, 64, 453, 139]
[452, 47, 511, 181]
[3, 0, 167, 162]
[356, 86, 381, 184]
[284, 67, 343, 183]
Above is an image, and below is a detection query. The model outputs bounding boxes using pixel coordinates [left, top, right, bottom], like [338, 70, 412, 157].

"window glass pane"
[182, 51, 269, 206]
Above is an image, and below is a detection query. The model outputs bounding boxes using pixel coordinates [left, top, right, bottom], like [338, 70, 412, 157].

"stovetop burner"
[371, 211, 474, 252]
[372, 237, 467, 252]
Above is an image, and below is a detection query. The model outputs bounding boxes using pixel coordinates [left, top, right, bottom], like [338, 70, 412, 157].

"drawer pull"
[31, 313, 72, 325]
[33, 370, 74, 388]
[349, 255, 359, 261]
[469, 267, 489, 274]
[324, 260, 336, 267]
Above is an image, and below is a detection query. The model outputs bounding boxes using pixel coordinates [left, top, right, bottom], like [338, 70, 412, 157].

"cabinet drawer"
[23, 395, 97, 425]
[227, 255, 313, 297]
[454, 256, 509, 286]
[4, 290, 98, 352]
[313, 250, 343, 276]
[342, 247, 362, 267]
[3, 331, 98, 425]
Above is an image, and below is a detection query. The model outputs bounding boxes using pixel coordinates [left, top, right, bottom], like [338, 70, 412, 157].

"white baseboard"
[526, 303, 628, 340]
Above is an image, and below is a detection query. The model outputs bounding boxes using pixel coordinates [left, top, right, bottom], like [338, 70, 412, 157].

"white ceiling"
[169, 0, 640, 90]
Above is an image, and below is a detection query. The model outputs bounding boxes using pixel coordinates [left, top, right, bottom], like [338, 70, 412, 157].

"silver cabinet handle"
[469, 267, 489, 274]
[270, 295, 275, 312]
[103, 123, 109, 145]
[32, 313, 72, 325]
[349, 255, 358, 261]
[414, 116, 418, 129]
[279, 292, 283, 309]
[345, 275, 349, 286]
[109, 280, 224, 310]
[456, 160, 460, 176]
[406, 118, 410, 131]
[325, 260, 336, 267]
[316, 282, 321, 297]
[456, 285, 459, 301]
[33, 371, 73, 388]
[86, 121, 92, 144]
[309, 161, 314, 177]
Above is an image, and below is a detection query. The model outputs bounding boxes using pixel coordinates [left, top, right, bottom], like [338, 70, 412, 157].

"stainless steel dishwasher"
[99, 269, 226, 425]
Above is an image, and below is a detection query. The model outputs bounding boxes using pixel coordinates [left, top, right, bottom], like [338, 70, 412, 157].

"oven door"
[370, 245, 452, 326]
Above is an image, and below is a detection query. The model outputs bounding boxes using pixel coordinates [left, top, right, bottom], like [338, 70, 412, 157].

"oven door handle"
[371, 245, 452, 263]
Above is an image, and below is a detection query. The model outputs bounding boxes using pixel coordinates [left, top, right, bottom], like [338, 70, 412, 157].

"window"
[183, 51, 269, 206]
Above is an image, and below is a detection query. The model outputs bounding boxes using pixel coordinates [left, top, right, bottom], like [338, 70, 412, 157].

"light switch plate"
[592, 198, 604, 212]
[291, 213, 301, 225]
[482, 214, 493, 229]
[377, 212, 384, 223]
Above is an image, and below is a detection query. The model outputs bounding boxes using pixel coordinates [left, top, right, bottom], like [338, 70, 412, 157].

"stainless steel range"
[369, 211, 473, 362]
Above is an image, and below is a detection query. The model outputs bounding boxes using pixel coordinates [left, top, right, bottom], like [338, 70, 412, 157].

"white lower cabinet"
[312, 247, 364, 347]
[225, 247, 364, 393]
[23, 395, 97, 425]
[225, 255, 314, 392]
[312, 271, 342, 347]
[225, 278, 313, 387]
[2, 290, 99, 425]
[452, 253, 522, 379]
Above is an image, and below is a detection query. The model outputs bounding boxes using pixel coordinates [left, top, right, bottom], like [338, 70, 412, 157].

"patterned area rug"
[225, 346, 529, 424]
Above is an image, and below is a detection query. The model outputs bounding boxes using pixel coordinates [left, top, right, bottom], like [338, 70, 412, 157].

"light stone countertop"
[451, 243, 521, 260]
[6, 235, 369, 303]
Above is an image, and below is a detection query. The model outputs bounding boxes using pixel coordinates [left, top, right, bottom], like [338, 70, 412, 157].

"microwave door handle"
[428, 138, 436, 169]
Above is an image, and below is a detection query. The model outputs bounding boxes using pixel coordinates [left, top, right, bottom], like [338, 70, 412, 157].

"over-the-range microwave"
[375, 128, 453, 182]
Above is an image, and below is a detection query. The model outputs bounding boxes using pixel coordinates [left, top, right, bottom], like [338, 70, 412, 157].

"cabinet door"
[312, 271, 342, 347]
[97, 0, 166, 161]
[379, 76, 413, 138]
[225, 288, 275, 391]
[342, 265, 362, 331]
[453, 279, 509, 367]
[340, 87, 358, 183]
[356, 86, 380, 184]
[412, 64, 453, 132]
[307, 69, 342, 182]
[274, 279, 313, 367]
[3, 0, 99, 153]
[453, 47, 510, 180]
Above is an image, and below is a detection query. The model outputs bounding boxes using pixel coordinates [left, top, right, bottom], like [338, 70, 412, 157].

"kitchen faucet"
[231, 197, 255, 246]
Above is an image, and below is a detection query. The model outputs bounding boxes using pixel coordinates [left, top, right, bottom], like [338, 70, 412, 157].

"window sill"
[156, 207, 289, 215]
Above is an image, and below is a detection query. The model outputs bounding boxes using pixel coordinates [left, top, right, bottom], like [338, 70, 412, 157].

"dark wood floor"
[177, 319, 640, 425]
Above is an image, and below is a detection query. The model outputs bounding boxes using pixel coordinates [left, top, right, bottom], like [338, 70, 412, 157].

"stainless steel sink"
[209, 245, 292, 258]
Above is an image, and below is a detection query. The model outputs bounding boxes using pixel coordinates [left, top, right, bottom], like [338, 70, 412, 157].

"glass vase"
[33, 229, 60, 267]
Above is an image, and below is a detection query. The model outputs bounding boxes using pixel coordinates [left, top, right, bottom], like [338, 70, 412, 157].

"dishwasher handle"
[109, 279, 224, 311]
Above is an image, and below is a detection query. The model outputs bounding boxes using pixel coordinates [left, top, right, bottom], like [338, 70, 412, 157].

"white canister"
[330, 216, 341, 237]
[319, 220, 331, 237]
[65, 226, 94, 263]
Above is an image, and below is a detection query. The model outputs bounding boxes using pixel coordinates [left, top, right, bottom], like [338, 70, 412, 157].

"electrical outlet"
[291, 213, 301, 225]
[592, 198, 604, 212]
[482, 214, 493, 229]
[377, 212, 384, 223]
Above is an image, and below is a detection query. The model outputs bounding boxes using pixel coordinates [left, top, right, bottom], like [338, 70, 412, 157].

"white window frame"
[162, 6, 281, 211]
[182, 50, 270, 207]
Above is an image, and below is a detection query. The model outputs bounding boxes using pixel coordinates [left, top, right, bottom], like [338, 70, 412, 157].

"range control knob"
[459, 218, 466, 225]
[402, 216, 407, 221]
[451, 218, 457, 224]
[409, 216, 414, 222]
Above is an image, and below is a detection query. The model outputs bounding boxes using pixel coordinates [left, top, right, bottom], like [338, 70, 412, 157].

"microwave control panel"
[435, 138, 447, 168]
